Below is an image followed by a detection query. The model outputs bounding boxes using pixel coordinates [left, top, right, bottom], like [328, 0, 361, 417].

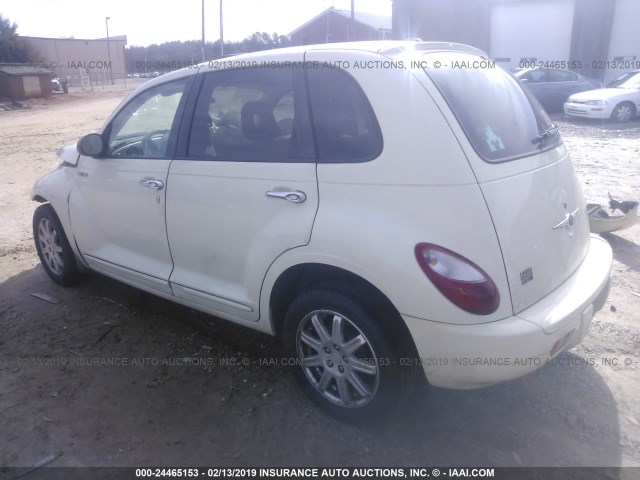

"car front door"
[165, 59, 318, 322]
[69, 77, 191, 295]
[546, 69, 580, 109]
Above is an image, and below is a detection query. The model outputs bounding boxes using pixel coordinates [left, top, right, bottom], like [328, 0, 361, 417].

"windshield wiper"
[532, 123, 559, 146]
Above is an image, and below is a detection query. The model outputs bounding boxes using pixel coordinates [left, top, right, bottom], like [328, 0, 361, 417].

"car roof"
[209, 40, 487, 63]
[285, 40, 486, 57]
[137, 40, 488, 91]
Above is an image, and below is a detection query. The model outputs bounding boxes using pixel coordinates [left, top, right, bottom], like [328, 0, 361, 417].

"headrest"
[241, 101, 278, 141]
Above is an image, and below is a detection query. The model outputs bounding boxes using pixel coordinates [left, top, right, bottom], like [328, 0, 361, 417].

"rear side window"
[306, 66, 382, 163]
[426, 53, 560, 163]
[547, 70, 578, 82]
[188, 67, 314, 162]
[519, 69, 546, 83]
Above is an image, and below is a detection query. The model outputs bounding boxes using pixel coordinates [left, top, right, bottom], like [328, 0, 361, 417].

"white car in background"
[564, 71, 640, 122]
[32, 41, 612, 422]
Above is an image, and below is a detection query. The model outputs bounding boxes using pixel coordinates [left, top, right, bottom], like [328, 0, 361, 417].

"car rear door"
[547, 69, 583, 108]
[165, 55, 318, 322]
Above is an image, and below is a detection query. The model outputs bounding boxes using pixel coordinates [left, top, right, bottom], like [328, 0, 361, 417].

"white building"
[490, 0, 640, 83]
[393, 0, 640, 84]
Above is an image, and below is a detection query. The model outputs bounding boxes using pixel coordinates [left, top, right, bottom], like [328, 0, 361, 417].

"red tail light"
[414, 243, 500, 315]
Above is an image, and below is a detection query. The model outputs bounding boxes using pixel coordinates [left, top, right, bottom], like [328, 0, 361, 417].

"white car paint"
[68, 156, 174, 296]
[166, 160, 319, 322]
[405, 235, 611, 388]
[32, 41, 612, 408]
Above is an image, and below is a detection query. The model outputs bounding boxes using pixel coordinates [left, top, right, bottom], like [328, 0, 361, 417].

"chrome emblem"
[553, 208, 579, 230]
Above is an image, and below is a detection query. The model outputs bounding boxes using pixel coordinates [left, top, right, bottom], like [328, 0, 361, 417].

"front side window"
[426, 53, 561, 163]
[187, 68, 314, 162]
[106, 78, 189, 158]
[306, 66, 383, 163]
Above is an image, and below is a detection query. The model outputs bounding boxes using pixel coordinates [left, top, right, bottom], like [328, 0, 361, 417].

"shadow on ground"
[0, 265, 622, 470]
[601, 232, 640, 273]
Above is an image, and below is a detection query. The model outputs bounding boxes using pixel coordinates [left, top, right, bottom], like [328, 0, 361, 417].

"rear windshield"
[425, 52, 561, 163]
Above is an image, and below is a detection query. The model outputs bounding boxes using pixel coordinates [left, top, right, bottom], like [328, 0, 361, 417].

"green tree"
[0, 14, 39, 63]
[125, 32, 292, 73]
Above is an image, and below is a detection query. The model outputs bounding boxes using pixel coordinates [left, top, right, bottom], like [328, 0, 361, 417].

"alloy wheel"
[614, 104, 633, 123]
[296, 309, 379, 407]
[37, 217, 64, 275]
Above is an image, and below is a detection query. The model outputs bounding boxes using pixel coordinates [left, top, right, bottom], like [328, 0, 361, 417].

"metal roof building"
[23, 35, 128, 87]
[0, 65, 53, 99]
[290, 7, 392, 45]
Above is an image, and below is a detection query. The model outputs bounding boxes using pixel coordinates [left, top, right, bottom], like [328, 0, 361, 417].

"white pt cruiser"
[32, 41, 612, 422]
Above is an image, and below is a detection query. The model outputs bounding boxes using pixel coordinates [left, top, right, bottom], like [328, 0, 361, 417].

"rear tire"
[283, 288, 414, 423]
[33, 204, 84, 286]
[611, 102, 635, 123]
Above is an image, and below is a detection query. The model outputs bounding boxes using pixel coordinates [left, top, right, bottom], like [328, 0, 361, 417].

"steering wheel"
[141, 129, 169, 157]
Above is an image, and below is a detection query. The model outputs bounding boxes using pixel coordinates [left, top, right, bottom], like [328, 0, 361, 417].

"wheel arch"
[31, 169, 90, 271]
[33, 202, 87, 283]
[268, 262, 420, 360]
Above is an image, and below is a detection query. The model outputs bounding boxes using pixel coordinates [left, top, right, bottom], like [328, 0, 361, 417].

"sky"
[0, 0, 393, 47]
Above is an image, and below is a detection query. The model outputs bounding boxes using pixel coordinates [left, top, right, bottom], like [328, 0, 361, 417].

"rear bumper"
[403, 235, 612, 389]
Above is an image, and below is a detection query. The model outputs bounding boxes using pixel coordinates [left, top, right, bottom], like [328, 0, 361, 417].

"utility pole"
[350, 0, 355, 41]
[220, 0, 224, 57]
[201, 0, 205, 61]
[105, 17, 114, 85]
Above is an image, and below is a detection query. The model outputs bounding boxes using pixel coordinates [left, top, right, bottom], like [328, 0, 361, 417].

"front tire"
[283, 288, 413, 423]
[33, 204, 83, 286]
[611, 102, 636, 123]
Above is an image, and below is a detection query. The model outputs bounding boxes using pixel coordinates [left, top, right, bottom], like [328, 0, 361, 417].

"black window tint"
[187, 68, 314, 162]
[106, 78, 189, 158]
[547, 70, 577, 82]
[520, 69, 546, 83]
[426, 53, 560, 163]
[306, 66, 382, 163]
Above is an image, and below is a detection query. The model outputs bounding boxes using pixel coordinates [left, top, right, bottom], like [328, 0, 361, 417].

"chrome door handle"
[139, 179, 164, 191]
[266, 190, 307, 204]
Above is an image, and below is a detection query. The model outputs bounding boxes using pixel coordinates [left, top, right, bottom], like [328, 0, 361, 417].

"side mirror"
[77, 133, 105, 157]
[520, 78, 529, 84]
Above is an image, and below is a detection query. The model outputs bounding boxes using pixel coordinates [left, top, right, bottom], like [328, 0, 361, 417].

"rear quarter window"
[425, 53, 560, 163]
[306, 66, 383, 163]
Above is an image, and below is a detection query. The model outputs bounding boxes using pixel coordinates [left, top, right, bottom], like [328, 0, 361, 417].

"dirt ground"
[1, 89, 639, 472]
